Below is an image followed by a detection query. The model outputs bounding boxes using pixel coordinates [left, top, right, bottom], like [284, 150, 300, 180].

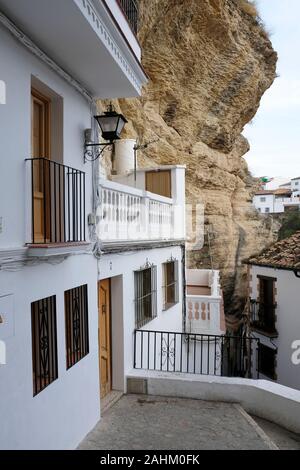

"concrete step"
[251, 415, 300, 450]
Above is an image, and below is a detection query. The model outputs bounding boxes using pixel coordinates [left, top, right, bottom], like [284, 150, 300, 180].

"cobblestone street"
[79, 394, 276, 450]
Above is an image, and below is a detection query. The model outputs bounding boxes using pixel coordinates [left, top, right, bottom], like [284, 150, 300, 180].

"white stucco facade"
[0, 0, 151, 450]
[98, 245, 184, 392]
[249, 264, 300, 391]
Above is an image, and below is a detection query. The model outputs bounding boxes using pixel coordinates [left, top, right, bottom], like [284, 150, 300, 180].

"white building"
[246, 231, 300, 391]
[291, 176, 300, 196]
[253, 188, 300, 214]
[0, 0, 151, 450]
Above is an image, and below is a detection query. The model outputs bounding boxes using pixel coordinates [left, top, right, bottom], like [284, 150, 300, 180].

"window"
[134, 265, 157, 328]
[162, 260, 179, 310]
[65, 284, 89, 369]
[31, 295, 58, 396]
[258, 344, 277, 379]
[295, 181, 299, 186]
[260, 197, 266, 202]
[265, 207, 270, 213]
[252, 276, 277, 335]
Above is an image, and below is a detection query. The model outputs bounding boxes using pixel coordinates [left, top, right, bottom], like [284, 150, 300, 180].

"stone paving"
[79, 394, 275, 450]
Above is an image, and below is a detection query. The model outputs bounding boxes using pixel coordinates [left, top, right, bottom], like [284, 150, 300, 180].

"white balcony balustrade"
[97, 178, 184, 242]
[186, 269, 225, 335]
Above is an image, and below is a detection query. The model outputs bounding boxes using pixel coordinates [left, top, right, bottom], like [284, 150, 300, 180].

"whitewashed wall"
[98, 245, 184, 391]
[250, 265, 300, 390]
[0, 26, 100, 449]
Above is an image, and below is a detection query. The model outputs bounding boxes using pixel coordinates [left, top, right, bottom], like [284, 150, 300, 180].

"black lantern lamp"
[84, 103, 128, 162]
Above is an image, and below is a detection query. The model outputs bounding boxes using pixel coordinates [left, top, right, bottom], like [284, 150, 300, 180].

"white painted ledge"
[127, 369, 300, 434]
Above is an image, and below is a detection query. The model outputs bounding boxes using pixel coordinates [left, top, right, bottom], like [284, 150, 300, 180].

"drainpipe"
[181, 243, 187, 333]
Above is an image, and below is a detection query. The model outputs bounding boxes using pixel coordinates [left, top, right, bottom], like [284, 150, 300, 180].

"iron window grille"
[162, 259, 179, 310]
[65, 284, 89, 369]
[31, 295, 58, 396]
[258, 343, 277, 379]
[134, 265, 157, 328]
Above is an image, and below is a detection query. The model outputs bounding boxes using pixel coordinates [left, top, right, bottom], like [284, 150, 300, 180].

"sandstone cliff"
[106, 0, 279, 316]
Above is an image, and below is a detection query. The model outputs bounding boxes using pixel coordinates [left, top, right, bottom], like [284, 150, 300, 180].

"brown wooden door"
[146, 170, 172, 198]
[31, 89, 51, 243]
[98, 279, 112, 399]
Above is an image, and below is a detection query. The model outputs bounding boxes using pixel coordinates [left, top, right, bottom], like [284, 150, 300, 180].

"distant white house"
[262, 176, 291, 191]
[253, 187, 300, 214]
[245, 231, 300, 391]
[291, 176, 300, 196]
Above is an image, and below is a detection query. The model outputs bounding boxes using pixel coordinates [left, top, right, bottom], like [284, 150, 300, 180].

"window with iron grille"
[162, 260, 179, 310]
[65, 284, 89, 369]
[134, 265, 157, 328]
[258, 343, 277, 379]
[31, 295, 58, 396]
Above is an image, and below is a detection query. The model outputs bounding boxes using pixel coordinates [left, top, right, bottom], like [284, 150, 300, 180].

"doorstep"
[101, 391, 123, 415]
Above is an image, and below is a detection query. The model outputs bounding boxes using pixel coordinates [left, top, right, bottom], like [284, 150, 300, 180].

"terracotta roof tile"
[245, 231, 300, 270]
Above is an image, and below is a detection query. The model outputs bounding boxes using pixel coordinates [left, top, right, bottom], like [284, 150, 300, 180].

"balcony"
[250, 299, 278, 337]
[97, 179, 185, 244]
[186, 269, 225, 335]
[0, 0, 147, 98]
[97, 166, 186, 245]
[25, 158, 86, 252]
[118, 0, 139, 34]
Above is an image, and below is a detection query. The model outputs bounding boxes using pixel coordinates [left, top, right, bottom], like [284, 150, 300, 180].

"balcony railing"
[118, 0, 139, 34]
[250, 299, 278, 336]
[97, 179, 184, 242]
[134, 329, 260, 379]
[26, 158, 85, 244]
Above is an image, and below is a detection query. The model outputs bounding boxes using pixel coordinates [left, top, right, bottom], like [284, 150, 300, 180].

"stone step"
[251, 415, 300, 450]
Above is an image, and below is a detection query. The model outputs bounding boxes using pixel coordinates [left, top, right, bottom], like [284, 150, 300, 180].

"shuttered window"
[31, 295, 58, 396]
[134, 266, 157, 328]
[162, 260, 179, 310]
[65, 284, 89, 369]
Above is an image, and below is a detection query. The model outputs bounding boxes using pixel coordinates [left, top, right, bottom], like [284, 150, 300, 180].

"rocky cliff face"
[107, 0, 279, 316]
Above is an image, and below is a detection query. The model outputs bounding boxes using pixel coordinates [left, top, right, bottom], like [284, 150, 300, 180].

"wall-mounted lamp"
[84, 103, 128, 162]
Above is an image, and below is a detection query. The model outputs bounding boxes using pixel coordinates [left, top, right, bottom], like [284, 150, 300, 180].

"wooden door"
[31, 89, 51, 243]
[98, 279, 112, 399]
[146, 170, 171, 198]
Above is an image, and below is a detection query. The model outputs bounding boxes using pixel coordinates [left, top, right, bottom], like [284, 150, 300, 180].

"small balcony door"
[98, 279, 112, 399]
[31, 88, 51, 243]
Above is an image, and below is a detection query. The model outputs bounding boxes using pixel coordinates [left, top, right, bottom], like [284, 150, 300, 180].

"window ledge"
[163, 302, 179, 312]
[26, 242, 92, 258]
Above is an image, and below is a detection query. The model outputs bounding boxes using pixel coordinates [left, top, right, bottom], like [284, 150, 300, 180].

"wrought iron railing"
[118, 0, 139, 34]
[250, 299, 278, 336]
[26, 158, 86, 244]
[134, 329, 260, 379]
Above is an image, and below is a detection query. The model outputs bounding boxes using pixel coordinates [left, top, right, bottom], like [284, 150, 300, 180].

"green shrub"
[278, 211, 300, 240]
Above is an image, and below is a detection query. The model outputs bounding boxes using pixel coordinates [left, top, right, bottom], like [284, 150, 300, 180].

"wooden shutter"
[145, 170, 172, 198]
